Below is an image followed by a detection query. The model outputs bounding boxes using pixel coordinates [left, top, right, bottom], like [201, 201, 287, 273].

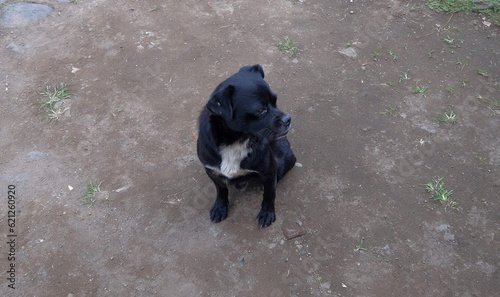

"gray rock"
[420, 122, 438, 134]
[338, 47, 358, 59]
[6, 42, 27, 54]
[282, 220, 307, 240]
[29, 151, 44, 161]
[1, 3, 53, 28]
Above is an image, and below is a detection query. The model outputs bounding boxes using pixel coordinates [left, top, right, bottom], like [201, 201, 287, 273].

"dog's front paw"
[256, 209, 276, 227]
[210, 202, 228, 223]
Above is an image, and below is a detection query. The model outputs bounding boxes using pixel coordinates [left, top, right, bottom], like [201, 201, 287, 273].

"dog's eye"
[256, 107, 267, 116]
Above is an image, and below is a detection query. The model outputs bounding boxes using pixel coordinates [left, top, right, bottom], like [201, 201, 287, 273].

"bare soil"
[1, 0, 499, 296]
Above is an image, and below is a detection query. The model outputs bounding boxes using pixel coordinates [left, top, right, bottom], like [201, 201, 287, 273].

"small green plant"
[443, 36, 455, 44]
[355, 239, 367, 251]
[278, 37, 299, 58]
[37, 84, 71, 121]
[477, 69, 489, 77]
[461, 78, 470, 88]
[445, 25, 460, 31]
[110, 106, 124, 117]
[435, 107, 458, 123]
[388, 49, 398, 61]
[373, 51, 380, 57]
[414, 86, 429, 95]
[82, 181, 103, 205]
[70, 0, 77, 3]
[447, 87, 455, 94]
[425, 176, 457, 212]
[427, 50, 435, 58]
[399, 69, 411, 83]
[380, 106, 397, 115]
[151, 5, 161, 11]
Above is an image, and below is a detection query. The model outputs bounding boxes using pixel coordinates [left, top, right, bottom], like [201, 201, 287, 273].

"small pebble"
[282, 220, 306, 240]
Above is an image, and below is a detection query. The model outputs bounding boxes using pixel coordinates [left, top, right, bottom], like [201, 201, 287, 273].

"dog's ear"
[207, 85, 234, 120]
[249, 64, 265, 78]
[240, 64, 265, 79]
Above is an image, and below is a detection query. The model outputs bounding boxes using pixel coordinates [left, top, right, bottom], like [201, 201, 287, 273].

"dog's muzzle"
[275, 114, 292, 138]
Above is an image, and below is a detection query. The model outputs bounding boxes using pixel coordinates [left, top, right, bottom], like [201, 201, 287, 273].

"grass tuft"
[425, 0, 473, 13]
[81, 181, 103, 205]
[36, 84, 71, 122]
[435, 106, 458, 123]
[425, 176, 457, 211]
[278, 37, 299, 58]
[426, 0, 500, 26]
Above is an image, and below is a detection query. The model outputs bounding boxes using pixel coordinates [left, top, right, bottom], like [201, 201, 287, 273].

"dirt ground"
[1, 0, 499, 296]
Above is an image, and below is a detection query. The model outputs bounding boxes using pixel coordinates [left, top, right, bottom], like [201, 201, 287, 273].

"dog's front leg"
[207, 170, 229, 223]
[257, 175, 277, 227]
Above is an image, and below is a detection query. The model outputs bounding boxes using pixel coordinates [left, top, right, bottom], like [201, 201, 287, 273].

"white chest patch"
[206, 139, 256, 179]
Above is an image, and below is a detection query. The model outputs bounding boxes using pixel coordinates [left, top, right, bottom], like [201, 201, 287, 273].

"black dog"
[197, 65, 296, 227]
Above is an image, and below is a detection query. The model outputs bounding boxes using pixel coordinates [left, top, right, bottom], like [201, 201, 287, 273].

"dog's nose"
[281, 114, 291, 126]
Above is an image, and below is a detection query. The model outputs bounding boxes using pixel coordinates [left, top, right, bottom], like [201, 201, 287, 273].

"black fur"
[197, 64, 296, 227]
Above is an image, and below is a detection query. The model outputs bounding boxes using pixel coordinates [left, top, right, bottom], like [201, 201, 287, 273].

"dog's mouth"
[274, 126, 291, 139]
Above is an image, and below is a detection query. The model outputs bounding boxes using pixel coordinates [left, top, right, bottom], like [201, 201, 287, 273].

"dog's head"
[206, 65, 291, 141]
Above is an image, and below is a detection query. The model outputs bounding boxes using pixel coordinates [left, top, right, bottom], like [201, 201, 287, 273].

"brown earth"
[1, 0, 499, 296]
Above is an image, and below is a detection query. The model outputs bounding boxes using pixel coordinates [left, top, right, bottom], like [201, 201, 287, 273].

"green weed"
[425, 0, 473, 13]
[278, 37, 299, 58]
[399, 69, 411, 83]
[435, 107, 458, 123]
[110, 106, 124, 117]
[426, 0, 500, 26]
[388, 49, 398, 61]
[37, 84, 71, 122]
[82, 181, 103, 205]
[380, 106, 397, 115]
[443, 36, 455, 44]
[461, 78, 470, 88]
[477, 69, 489, 76]
[425, 176, 457, 212]
[476, 155, 487, 165]
[414, 86, 429, 95]
[355, 239, 368, 251]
